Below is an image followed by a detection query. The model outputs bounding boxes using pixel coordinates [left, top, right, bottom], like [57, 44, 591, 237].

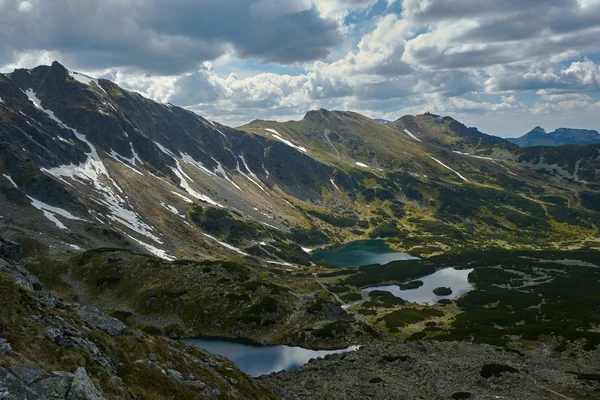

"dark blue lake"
[310, 239, 418, 268]
[185, 338, 358, 377]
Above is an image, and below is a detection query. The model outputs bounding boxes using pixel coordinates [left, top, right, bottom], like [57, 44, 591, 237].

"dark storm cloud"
[0, 0, 341, 74]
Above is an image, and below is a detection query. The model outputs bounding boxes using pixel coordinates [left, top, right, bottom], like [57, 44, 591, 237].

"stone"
[167, 369, 183, 380]
[30, 375, 74, 399]
[77, 306, 127, 337]
[0, 339, 14, 356]
[66, 368, 105, 400]
[0, 367, 39, 400]
[8, 363, 44, 385]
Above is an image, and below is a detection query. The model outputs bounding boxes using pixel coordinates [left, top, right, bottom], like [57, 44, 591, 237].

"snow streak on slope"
[2, 174, 17, 188]
[429, 156, 469, 181]
[124, 233, 175, 261]
[453, 151, 519, 177]
[154, 142, 222, 207]
[203, 233, 249, 256]
[265, 128, 307, 153]
[355, 162, 370, 168]
[27, 196, 84, 230]
[238, 154, 269, 195]
[403, 129, 422, 142]
[25, 89, 163, 243]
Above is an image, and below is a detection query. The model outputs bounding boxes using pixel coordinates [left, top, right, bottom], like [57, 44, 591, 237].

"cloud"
[0, 0, 342, 74]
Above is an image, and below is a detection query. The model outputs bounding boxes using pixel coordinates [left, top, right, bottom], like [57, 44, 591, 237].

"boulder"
[0, 367, 39, 400]
[66, 368, 105, 400]
[78, 306, 127, 337]
[0, 338, 14, 356]
[30, 373, 74, 399]
[8, 363, 44, 385]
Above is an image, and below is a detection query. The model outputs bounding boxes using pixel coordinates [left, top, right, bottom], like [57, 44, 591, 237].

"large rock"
[0, 367, 39, 400]
[8, 363, 44, 386]
[77, 306, 127, 337]
[0, 339, 14, 356]
[66, 368, 105, 400]
[30, 372, 74, 400]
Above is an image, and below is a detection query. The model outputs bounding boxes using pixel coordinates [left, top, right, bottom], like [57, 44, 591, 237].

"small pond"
[185, 337, 359, 377]
[310, 239, 418, 268]
[363, 267, 474, 305]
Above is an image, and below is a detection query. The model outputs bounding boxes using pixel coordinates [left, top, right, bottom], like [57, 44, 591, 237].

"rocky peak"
[529, 126, 547, 134]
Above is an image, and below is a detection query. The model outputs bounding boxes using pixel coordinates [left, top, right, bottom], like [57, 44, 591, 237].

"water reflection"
[185, 338, 359, 377]
[363, 268, 474, 305]
[310, 240, 418, 268]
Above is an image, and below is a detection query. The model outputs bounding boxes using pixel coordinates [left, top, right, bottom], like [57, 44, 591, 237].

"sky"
[2, 0, 600, 137]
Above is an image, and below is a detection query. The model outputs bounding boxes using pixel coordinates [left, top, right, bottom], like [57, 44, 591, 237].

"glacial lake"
[185, 338, 359, 377]
[363, 267, 474, 305]
[310, 240, 418, 268]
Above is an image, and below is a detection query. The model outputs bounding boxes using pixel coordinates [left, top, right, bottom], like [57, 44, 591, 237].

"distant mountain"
[508, 126, 600, 147]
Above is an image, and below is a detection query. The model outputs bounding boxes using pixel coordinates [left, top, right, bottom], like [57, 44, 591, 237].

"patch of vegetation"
[480, 364, 519, 379]
[343, 261, 436, 287]
[307, 210, 358, 227]
[406, 332, 427, 341]
[399, 280, 423, 290]
[341, 292, 363, 302]
[378, 308, 444, 328]
[451, 392, 472, 399]
[312, 321, 351, 339]
[382, 355, 411, 362]
[368, 290, 406, 307]
[433, 287, 452, 296]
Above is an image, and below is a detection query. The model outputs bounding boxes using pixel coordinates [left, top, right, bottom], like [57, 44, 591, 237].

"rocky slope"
[509, 126, 600, 147]
[0, 237, 276, 399]
[261, 341, 600, 399]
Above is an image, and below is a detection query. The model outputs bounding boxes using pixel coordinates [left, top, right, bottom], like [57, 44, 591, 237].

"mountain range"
[0, 62, 599, 264]
[1, 61, 600, 399]
[508, 126, 600, 147]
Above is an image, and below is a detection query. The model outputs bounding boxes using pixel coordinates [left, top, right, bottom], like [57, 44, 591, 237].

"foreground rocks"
[260, 341, 600, 399]
[0, 250, 276, 400]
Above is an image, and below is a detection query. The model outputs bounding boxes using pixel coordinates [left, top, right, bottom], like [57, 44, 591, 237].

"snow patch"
[68, 70, 108, 95]
[161, 202, 184, 218]
[203, 233, 248, 256]
[155, 142, 222, 207]
[429, 156, 469, 181]
[403, 129, 422, 142]
[171, 191, 194, 203]
[181, 153, 217, 177]
[125, 233, 175, 261]
[106, 150, 144, 176]
[355, 162, 370, 168]
[29, 89, 161, 242]
[264, 128, 307, 153]
[2, 174, 17, 188]
[212, 158, 241, 190]
[238, 154, 269, 194]
[69, 244, 82, 251]
[28, 196, 83, 230]
[330, 179, 339, 191]
[301, 247, 314, 253]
